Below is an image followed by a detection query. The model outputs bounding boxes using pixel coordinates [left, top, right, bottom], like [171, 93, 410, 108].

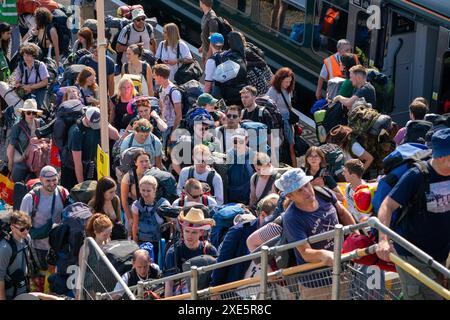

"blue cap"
[209, 33, 224, 45]
[431, 128, 450, 159]
[274, 168, 314, 195]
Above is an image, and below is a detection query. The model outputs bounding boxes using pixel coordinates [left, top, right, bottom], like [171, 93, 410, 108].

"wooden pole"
[96, 0, 110, 155]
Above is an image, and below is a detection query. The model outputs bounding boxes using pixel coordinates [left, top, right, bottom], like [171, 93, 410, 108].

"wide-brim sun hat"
[17, 98, 43, 115]
[178, 207, 215, 230]
[274, 168, 314, 195]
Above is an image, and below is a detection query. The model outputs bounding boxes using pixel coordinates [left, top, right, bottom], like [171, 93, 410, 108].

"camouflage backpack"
[347, 104, 381, 138]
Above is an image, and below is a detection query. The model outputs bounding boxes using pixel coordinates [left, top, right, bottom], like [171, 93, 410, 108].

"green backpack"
[348, 104, 380, 138]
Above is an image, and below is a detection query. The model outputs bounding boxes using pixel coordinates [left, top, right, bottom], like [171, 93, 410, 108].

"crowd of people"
[0, 0, 448, 301]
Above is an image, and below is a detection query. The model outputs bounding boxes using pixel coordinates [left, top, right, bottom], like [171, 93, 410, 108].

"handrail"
[97, 218, 450, 300]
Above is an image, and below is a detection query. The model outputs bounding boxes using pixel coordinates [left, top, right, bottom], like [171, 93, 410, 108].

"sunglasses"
[186, 190, 203, 199]
[233, 138, 246, 145]
[25, 111, 37, 116]
[227, 114, 239, 119]
[13, 225, 30, 232]
[134, 17, 145, 22]
[137, 126, 151, 133]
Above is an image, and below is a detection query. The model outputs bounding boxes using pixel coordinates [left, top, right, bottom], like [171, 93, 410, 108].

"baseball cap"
[274, 168, 313, 195]
[85, 106, 101, 130]
[431, 128, 450, 158]
[209, 33, 224, 45]
[196, 93, 218, 107]
[40, 165, 58, 179]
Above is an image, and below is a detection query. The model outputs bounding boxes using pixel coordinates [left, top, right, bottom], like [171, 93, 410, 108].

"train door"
[373, 6, 439, 124]
[431, 27, 450, 114]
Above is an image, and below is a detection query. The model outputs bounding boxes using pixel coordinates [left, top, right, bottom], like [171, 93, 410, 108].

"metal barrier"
[95, 217, 449, 300]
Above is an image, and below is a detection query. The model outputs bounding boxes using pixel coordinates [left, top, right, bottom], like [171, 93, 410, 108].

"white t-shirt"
[176, 166, 224, 205]
[344, 141, 366, 160]
[117, 23, 155, 64]
[159, 82, 182, 127]
[204, 57, 217, 82]
[155, 41, 193, 81]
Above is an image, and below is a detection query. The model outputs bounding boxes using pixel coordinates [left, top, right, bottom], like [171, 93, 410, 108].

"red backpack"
[17, 0, 59, 15]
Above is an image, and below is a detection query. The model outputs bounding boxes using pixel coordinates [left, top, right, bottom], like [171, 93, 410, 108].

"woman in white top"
[155, 23, 193, 82]
[121, 44, 154, 96]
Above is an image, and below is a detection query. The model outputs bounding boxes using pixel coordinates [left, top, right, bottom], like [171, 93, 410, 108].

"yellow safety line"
[389, 253, 450, 300]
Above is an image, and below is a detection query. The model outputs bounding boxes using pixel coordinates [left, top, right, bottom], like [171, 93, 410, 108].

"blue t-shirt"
[389, 161, 450, 261]
[283, 192, 339, 265]
[78, 54, 115, 77]
[164, 242, 218, 276]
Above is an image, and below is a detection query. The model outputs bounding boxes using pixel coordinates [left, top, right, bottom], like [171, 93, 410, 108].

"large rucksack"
[187, 166, 218, 198]
[240, 120, 269, 154]
[214, 16, 233, 50]
[143, 167, 178, 204]
[402, 120, 433, 145]
[372, 143, 432, 218]
[318, 143, 346, 182]
[69, 180, 97, 205]
[103, 240, 139, 283]
[424, 113, 450, 145]
[366, 68, 394, 113]
[45, 8, 71, 58]
[254, 96, 285, 132]
[168, 80, 204, 116]
[182, 254, 217, 290]
[49, 202, 92, 276]
[61, 64, 85, 87]
[180, 106, 213, 134]
[53, 99, 85, 168]
[211, 203, 245, 248]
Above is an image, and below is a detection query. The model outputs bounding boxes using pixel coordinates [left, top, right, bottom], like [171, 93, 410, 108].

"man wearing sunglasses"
[0, 211, 32, 300]
[216, 105, 242, 153]
[172, 178, 218, 208]
[116, 9, 156, 65]
[19, 166, 69, 271]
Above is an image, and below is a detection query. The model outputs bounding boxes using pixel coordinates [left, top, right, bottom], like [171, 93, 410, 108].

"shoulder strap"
[142, 62, 148, 81]
[206, 170, 216, 195]
[125, 25, 132, 43]
[202, 195, 208, 206]
[257, 173, 277, 203]
[188, 166, 195, 179]
[30, 188, 40, 220]
[128, 133, 134, 149]
[34, 61, 41, 83]
[258, 107, 264, 121]
[6, 237, 18, 270]
[145, 23, 153, 38]
[219, 126, 226, 152]
[179, 195, 185, 207]
[124, 63, 129, 74]
[18, 121, 31, 140]
[57, 186, 68, 208]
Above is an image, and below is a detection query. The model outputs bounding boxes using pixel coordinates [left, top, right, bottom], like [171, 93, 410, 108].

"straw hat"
[178, 207, 215, 230]
[17, 99, 43, 115]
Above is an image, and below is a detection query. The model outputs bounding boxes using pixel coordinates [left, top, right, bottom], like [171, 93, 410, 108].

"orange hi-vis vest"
[323, 54, 359, 80]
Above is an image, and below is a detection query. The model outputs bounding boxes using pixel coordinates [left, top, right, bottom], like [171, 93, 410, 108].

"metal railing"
[91, 217, 449, 300]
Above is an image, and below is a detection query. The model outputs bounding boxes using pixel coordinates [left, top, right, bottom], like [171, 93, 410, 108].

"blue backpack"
[136, 198, 167, 243]
[210, 204, 245, 248]
[182, 107, 214, 134]
[373, 143, 431, 224]
[226, 151, 255, 204]
[240, 120, 270, 154]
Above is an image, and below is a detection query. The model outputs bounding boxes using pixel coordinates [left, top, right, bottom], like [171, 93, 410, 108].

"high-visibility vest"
[0, 0, 18, 25]
[323, 53, 359, 80]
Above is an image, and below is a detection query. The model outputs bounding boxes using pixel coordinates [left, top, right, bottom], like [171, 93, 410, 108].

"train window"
[258, 0, 306, 44]
[217, 0, 251, 15]
[355, 11, 371, 66]
[391, 12, 415, 35]
[440, 52, 450, 114]
[312, 0, 349, 56]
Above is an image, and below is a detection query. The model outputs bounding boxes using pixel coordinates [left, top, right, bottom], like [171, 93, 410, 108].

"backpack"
[226, 152, 254, 204]
[63, 49, 90, 68]
[211, 203, 245, 248]
[53, 100, 85, 168]
[314, 109, 327, 144]
[178, 194, 209, 208]
[252, 172, 280, 204]
[318, 143, 346, 182]
[402, 120, 433, 145]
[143, 167, 179, 204]
[182, 254, 217, 290]
[424, 113, 450, 145]
[240, 120, 269, 154]
[103, 239, 140, 279]
[116, 22, 153, 51]
[187, 166, 217, 197]
[18, 121, 51, 174]
[322, 102, 348, 134]
[366, 68, 394, 114]
[48, 202, 92, 276]
[61, 64, 85, 87]
[254, 96, 285, 131]
[168, 80, 204, 116]
[173, 42, 203, 85]
[181, 106, 213, 134]
[45, 8, 71, 58]
[214, 16, 233, 50]
[17, 0, 59, 14]
[136, 198, 167, 243]
[372, 143, 432, 218]
[69, 180, 97, 204]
